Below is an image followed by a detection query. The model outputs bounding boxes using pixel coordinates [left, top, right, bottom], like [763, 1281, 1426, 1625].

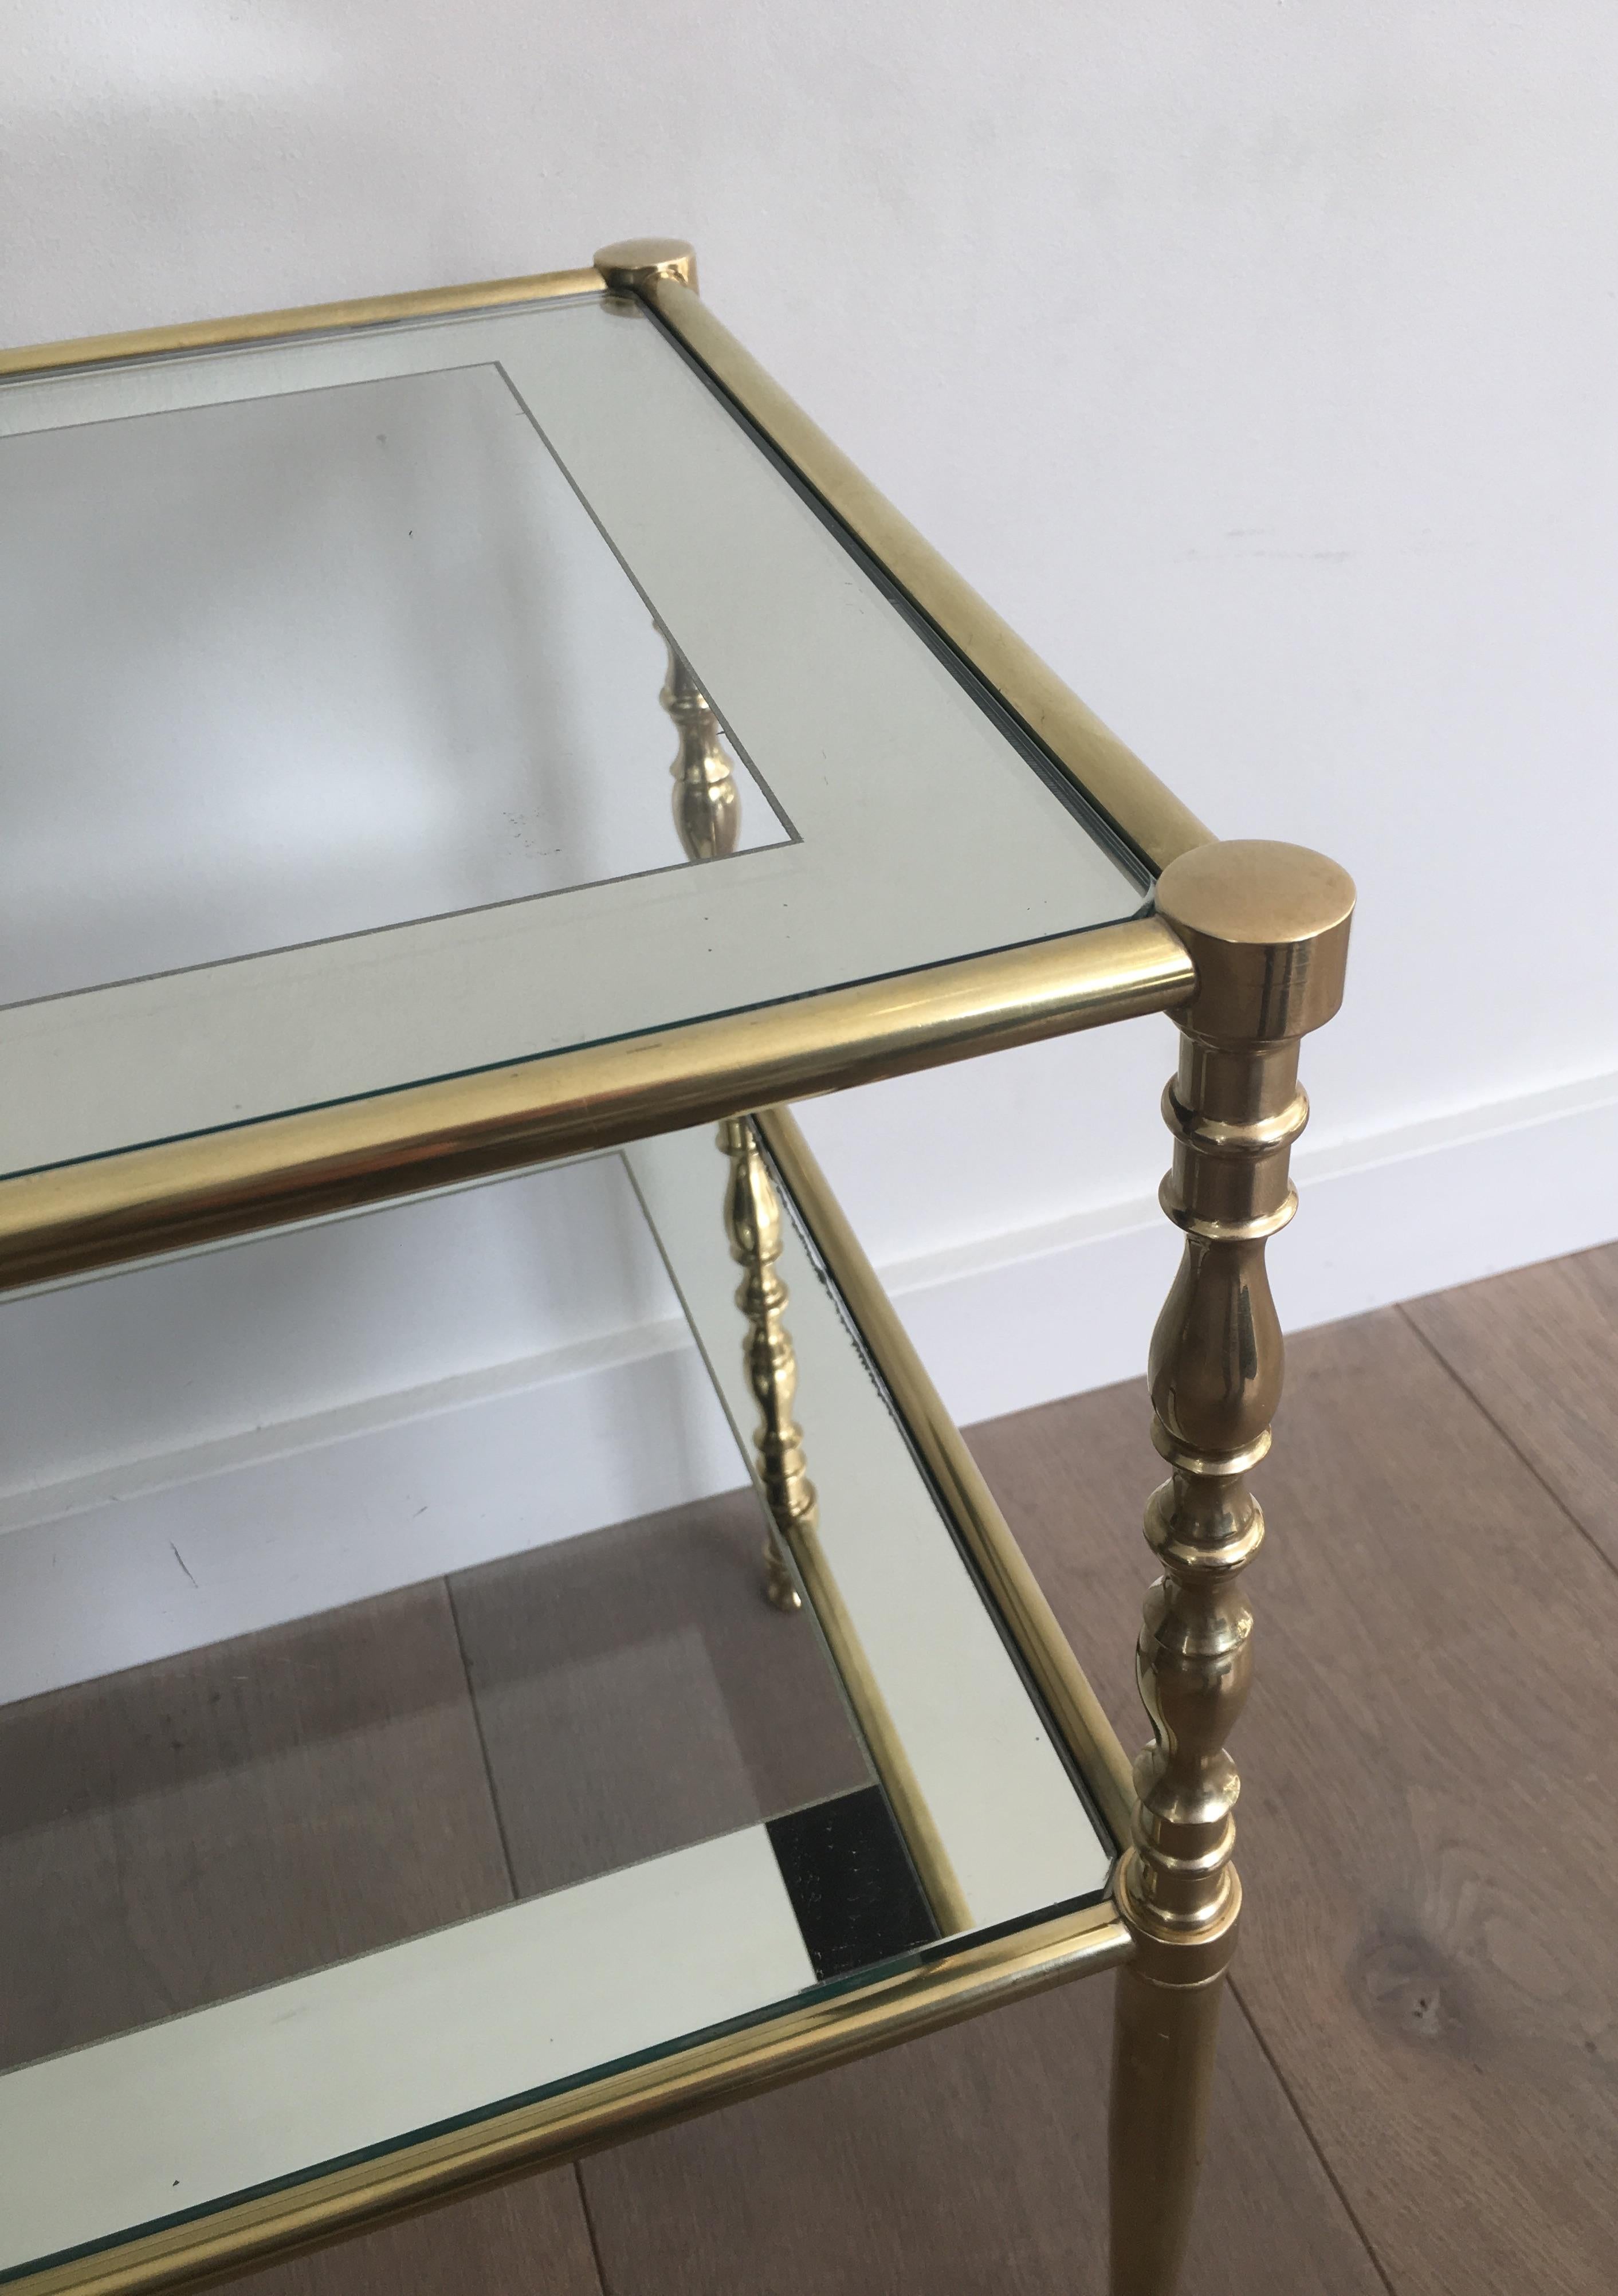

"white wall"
[3, 3, 1615, 1596]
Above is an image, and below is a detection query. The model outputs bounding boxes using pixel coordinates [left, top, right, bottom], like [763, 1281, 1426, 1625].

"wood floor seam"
[1226, 1976, 1400, 2296]
[574, 2163, 614, 2296]
[1395, 1301, 1618, 1584]
[443, 1572, 523, 1903]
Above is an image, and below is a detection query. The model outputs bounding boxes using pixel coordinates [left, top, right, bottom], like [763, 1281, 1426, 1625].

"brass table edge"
[758, 1105, 1137, 1850]
[639, 274, 1214, 877]
[0, 916, 1195, 1294]
[14, 1903, 1130, 2295]
[0, 267, 607, 378]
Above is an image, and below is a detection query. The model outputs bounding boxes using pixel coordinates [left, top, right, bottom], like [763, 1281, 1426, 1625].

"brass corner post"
[719, 1116, 808, 1612]
[1109, 840, 1354, 2296]
[592, 237, 698, 297]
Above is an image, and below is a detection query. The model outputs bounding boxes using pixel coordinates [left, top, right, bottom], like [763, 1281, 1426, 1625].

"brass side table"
[0, 240, 1352, 2296]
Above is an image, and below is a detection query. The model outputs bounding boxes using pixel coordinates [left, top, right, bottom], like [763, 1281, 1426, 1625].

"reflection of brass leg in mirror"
[662, 639, 740, 863]
[717, 1116, 973, 1930]
[718, 1115, 808, 1612]
[1109, 843, 1353, 2296]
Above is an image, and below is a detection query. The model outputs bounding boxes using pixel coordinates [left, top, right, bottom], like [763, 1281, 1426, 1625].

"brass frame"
[0, 249, 1206, 1297]
[0, 266, 607, 380]
[0, 245, 1356, 2296]
[16, 1903, 1130, 2296]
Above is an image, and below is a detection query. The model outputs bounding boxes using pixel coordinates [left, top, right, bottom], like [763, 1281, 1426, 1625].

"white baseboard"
[889, 1067, 1618, 1423]
[2, 1069, 1612, 1703]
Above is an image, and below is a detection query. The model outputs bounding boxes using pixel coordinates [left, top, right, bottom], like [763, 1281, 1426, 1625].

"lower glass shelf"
[0, 1119, 1124, 2291]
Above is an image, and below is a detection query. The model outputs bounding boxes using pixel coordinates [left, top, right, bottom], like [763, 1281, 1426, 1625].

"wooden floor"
[5, 1243, 1615, 2293]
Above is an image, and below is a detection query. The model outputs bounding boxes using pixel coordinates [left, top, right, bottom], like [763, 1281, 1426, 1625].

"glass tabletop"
[0, 288, 1149, 1185]
[0, 1124, 1117, 2286]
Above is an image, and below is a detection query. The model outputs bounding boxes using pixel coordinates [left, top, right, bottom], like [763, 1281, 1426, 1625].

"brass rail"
[641, 274, 1211, 876]
[16, 1903, 1128, 2296]
[0, 918, 1192, 1293]
[0, 268, 604, 378]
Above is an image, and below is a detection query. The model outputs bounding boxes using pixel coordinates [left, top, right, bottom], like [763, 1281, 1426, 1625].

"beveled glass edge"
[0, 917, 1195, 1294]
[637, 274, 1214, 878]
[0, 268, 607, 380]
[7, 1898, 1126, 2295]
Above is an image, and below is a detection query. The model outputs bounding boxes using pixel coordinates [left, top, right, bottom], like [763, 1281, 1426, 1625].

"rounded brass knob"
[593, 238, 698, 296]
[1154, 839, 1356, 1043]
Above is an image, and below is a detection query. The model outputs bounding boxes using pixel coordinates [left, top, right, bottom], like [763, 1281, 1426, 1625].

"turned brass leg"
[718, 1116, 810, 1612]
[1109, 842, 1354, 2296]
[1110, 1963, 1226, 2296]
[661, 639, 740, 864]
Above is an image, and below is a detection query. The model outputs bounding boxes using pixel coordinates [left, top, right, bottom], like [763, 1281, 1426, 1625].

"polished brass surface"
[1109, 1963, 1227, 2296]
[718, 1116, 972, 1928]
[1109, 838, 1354, 2296]
[1153, 837, 1354, 1048]
[0, 916, 1194, 1295]
[16, 1908, 1126, 2295]
[637, 274, 1212, 875]
[718, 1116, 808, 1609]
[757, 1105, 1137, 1851]
[592, 237, 698, 296]
[0, 268, 605, 379]
[662, 641, 741, 861]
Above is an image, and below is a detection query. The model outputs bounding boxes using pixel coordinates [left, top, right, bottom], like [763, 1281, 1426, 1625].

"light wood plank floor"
[4, 1243, 1613, 2293]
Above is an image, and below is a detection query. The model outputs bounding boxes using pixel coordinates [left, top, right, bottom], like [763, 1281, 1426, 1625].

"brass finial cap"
[1154, 839, 1355, 1045]
[594, 238, 698, 296]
